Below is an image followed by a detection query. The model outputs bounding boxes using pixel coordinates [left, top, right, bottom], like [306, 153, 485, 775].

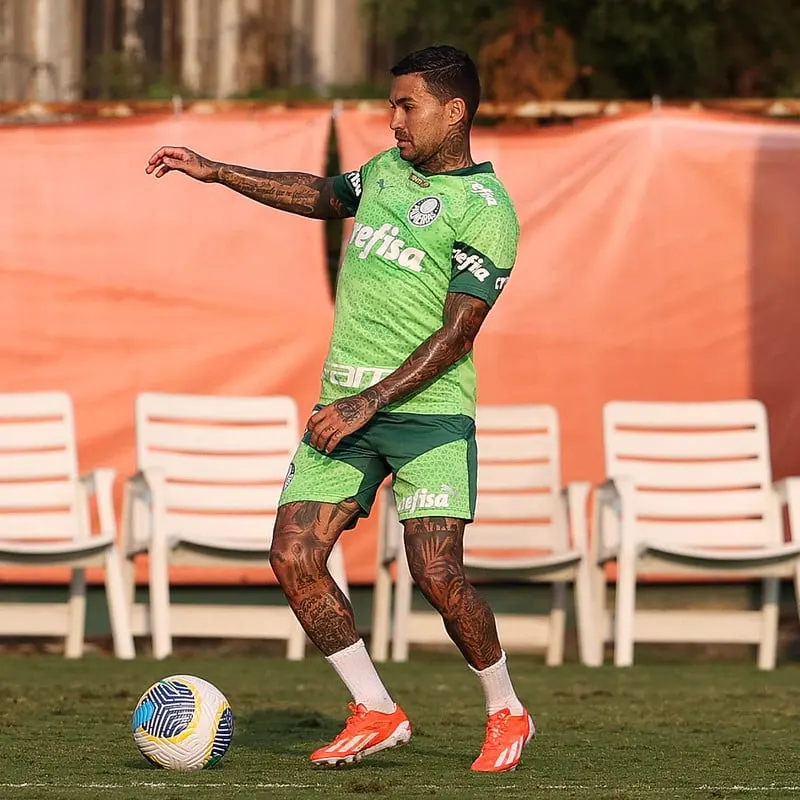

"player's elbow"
[440, 328, 475, 362]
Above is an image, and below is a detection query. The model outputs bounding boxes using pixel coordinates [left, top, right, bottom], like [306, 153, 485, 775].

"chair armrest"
[122, 470, 155, 555]
[592, 476, 638, 561]
[774, 477, 800, 505]
[775, 477, 800, 543]
[125, 470, 152, 503]
[595, 478, 621, 513]
[80, 468, 117, 536]
[561, 481, 591, 552]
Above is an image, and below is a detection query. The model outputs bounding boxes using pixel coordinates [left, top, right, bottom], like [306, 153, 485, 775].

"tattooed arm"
[307, 293, 490, 452]
[144, 145, 349, 220]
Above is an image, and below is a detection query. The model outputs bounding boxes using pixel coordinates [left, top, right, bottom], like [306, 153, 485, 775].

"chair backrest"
[466, 404, 568, 552]
[136, 392, 299, 545]
[603, 400, 780, 548]
[0, 391, 84, 541]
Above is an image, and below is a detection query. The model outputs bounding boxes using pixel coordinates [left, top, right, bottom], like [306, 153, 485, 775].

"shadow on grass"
[236, 706, 448, 768]
[125, 706, 469, 773]
[235, 706, 344, 755]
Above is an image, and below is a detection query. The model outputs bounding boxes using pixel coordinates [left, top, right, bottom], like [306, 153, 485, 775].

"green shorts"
[279, 409, 477, 527]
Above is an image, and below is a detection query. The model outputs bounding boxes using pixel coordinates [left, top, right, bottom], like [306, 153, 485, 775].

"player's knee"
[404, 518, 465, 596]
[405, 544, 464, 607]
[268, 522, 305, 588]
[267, 532, 293, 586]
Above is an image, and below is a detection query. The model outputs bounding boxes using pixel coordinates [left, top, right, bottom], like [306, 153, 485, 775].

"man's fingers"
[149, 146, 183, 164]
[162, 156, 188, 170]
[307, 409, 329, 431]
[146, 147, 191, 176]
[309, 420, 339, 454]
[320, 425, 339, 454]
[325, 430, 345, 453]
[307, 414, 329, 450]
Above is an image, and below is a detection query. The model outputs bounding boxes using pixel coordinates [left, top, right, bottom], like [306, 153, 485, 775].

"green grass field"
[1, 653, 800, 800]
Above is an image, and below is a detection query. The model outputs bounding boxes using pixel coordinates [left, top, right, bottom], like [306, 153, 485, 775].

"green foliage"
[366, 0, 800, 98]
[84, 52, 196, 101]
[580, 0, 800, 98]
[364, 0, 505, 56]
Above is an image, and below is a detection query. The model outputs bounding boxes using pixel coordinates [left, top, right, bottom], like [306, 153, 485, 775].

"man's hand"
[306, 393, 379, 454]
[145, 146, 219, 182]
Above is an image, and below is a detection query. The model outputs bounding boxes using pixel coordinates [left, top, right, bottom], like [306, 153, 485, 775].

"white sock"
[326, 639, 396, 714]
[469, 651, 525, 716]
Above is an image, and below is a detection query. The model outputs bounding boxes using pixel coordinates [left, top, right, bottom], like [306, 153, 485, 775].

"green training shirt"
[322, 147, 519, 418]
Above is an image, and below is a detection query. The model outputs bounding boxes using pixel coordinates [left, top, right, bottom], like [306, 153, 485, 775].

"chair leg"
[65, 567, 87, 659]
[614, 552, 637, 667]
[148, 534, 172, 660]
[590, 562, 608, 666]
[391, 547, 413, 662]
[286, 618, 306, 661]
[545, 582, 567, 666]
[122, 551, 140, 634]
[757, 577, 780, 671]
[575, 559, 600, 667]
[104, 546, 136, 660]
[794, 562, 800, 629]
[371, 559, 393, 662]
[120, 485, 138, 627]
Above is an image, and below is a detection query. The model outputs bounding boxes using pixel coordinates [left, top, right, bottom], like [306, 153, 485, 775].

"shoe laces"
[484, 709, 511, 747]
[344, 702, 369, 730]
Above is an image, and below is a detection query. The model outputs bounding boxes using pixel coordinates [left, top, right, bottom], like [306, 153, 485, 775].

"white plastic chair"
[371, 404, 594, 665]
[592, 400, 800, 669]
[0, 391, 134, 659]
[122, 392, 350, 660]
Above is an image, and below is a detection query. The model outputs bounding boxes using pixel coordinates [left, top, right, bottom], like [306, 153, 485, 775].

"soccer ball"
[131, 674, 234, 770]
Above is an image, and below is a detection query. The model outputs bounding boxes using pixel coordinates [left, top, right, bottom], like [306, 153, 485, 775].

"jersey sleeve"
[332, 170, 364, 216]
[331, 153, 382, 216]
[449, 194, 520, 307]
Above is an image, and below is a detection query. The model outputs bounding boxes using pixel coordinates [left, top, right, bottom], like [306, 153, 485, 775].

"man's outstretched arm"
[307, 293, 490, 452]
[145, 145, 349, 220]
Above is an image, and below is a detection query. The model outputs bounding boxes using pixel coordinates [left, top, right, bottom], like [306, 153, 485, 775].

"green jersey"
[323, 147, 519, 418]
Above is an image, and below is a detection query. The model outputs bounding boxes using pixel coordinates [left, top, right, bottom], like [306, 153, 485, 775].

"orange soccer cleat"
[310, 703, 412, 767]
[470, 707, 535, 773]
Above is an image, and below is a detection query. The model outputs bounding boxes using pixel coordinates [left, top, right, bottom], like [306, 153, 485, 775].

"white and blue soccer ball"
[131, 674, 234, 771]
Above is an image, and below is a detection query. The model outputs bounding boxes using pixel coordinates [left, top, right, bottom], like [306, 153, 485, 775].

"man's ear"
[448, 97, 467, 126]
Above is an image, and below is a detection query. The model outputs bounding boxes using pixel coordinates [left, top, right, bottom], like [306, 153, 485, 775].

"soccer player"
[145, 45, 532, 773]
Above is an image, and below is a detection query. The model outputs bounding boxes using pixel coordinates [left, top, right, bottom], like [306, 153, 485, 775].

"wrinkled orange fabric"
[0, 109, 338, 585]
[3, 108, 800, 588]
[337, 109, 800, 580]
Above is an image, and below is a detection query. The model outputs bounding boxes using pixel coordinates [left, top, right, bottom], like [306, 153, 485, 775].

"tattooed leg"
[403, 517, 502, 670]
[270, 500, 361, 656]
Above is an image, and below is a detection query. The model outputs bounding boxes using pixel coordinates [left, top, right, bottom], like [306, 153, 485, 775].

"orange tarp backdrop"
[336, 109, 800, 491]
[3, 108, 800, 588]
[0, 109, 337, 585]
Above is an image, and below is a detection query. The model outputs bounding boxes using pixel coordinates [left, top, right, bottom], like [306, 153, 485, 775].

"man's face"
[389, 73, 452, 165]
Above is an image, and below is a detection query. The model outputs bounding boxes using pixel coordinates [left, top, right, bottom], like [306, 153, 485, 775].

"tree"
[366, 0, 800, 99]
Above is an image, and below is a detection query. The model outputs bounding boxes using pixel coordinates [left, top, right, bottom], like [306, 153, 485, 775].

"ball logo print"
[408, 196, 442, 227]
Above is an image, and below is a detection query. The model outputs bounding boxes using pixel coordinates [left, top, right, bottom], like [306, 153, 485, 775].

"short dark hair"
[390, 45, 481, 125]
